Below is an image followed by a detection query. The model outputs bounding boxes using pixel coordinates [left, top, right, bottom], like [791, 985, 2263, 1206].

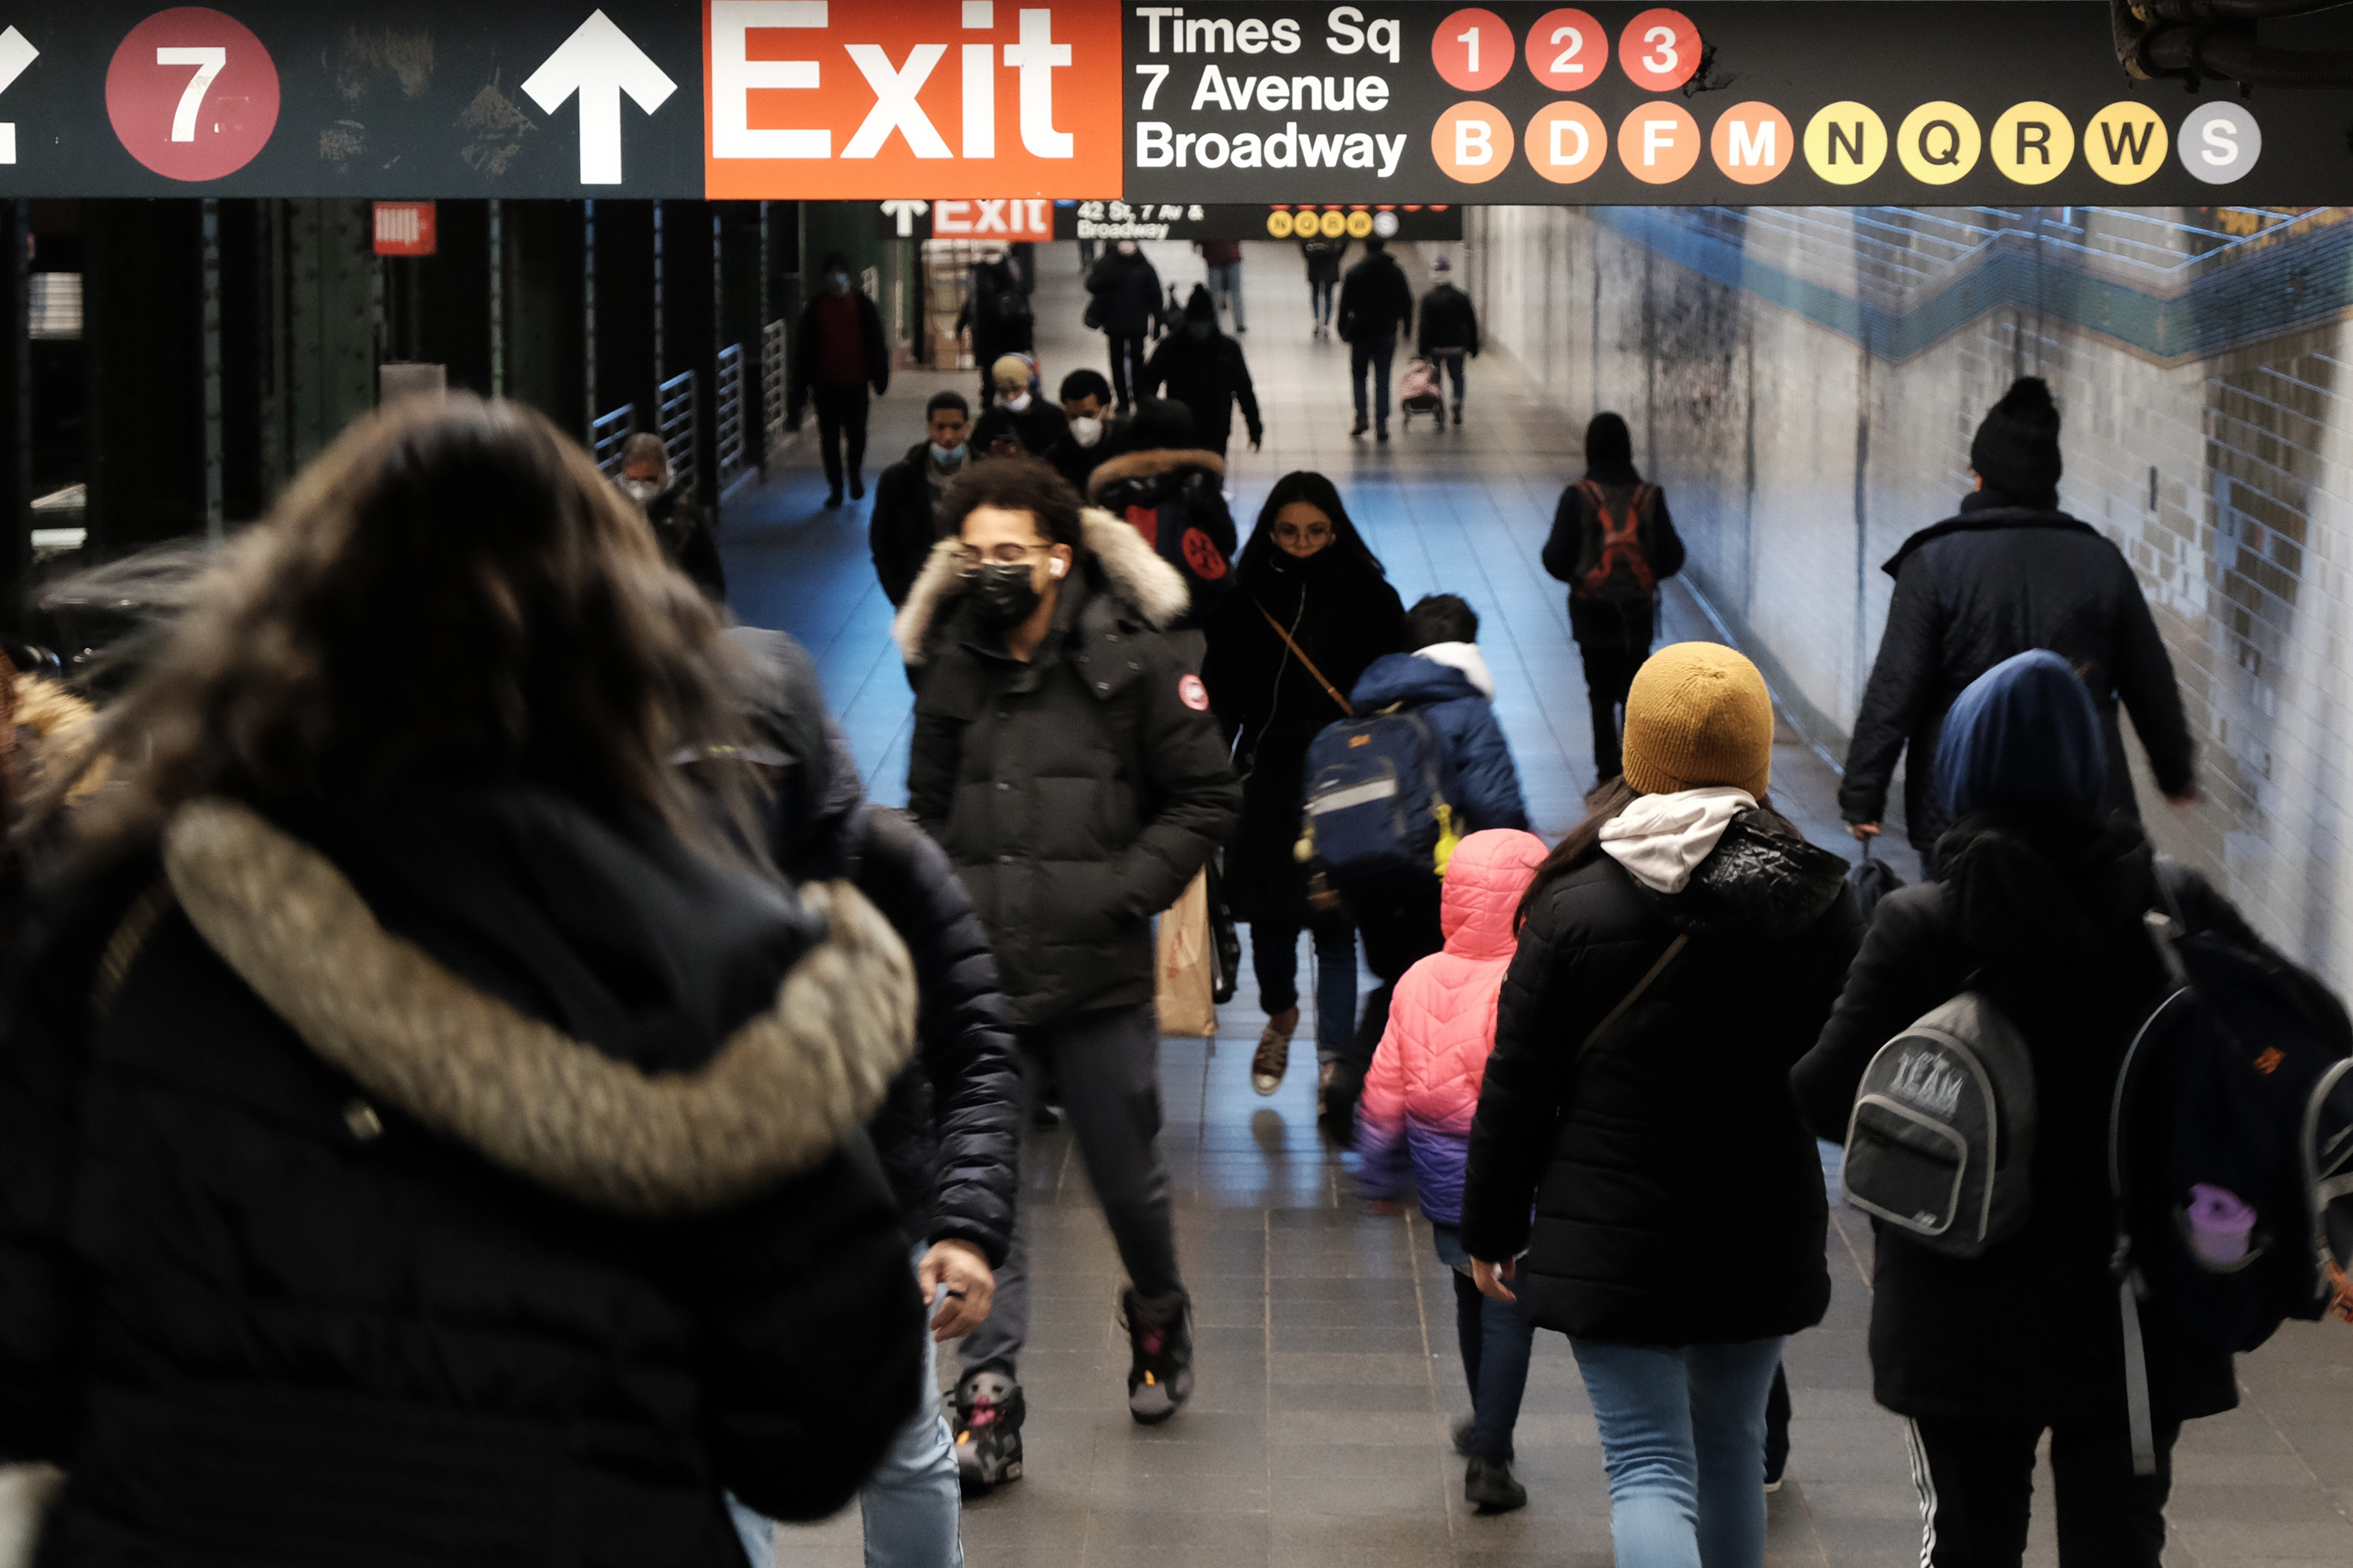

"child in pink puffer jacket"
[1356, 827, 1549, 1514]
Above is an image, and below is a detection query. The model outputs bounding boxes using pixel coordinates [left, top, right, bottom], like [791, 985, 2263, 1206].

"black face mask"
[968, 562, 1044, 629]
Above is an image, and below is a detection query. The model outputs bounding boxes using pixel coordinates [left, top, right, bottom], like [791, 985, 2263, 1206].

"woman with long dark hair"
[1460, 643, 1859, 1565]
[0, 395, 925, 1565]
[1201, 471, 1406, 1099]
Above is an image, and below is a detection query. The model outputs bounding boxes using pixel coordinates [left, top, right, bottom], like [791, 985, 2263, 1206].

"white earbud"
[1050, 558, 1066, 579]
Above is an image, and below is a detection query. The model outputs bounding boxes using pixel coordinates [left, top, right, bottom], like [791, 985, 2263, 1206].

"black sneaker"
[849, 473, 866, 501]
[1122, 1288, 1193, 1424]
[1376, 426, 1391, 443]
[951, 1366, 1025, 1491]
[1451, 1415, 1477, 1457]
[824, 487, 844, 508]
[1464, 1456, 1527, 1514]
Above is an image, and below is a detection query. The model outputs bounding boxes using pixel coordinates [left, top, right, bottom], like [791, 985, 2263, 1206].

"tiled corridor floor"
[721, 241, 2353, 1568]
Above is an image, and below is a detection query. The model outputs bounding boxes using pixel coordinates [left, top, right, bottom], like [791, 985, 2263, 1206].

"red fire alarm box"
[373, 202, 437, 257]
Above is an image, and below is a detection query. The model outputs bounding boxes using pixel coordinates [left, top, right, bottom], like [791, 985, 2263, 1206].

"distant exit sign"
[372, 200, 434, 256]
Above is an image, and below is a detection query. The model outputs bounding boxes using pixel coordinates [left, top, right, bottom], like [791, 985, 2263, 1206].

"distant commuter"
[615, 431, 726, 606]
[1542, 412, 1686, 787]
[1415, 255, 1481, 427]
[1300, 232, 1348, 338]
[969, 407, 1026, 463]
[956, 248, 1034, 409]
[1046, 369, 1117, 492]
[1842, 377, 2196, 863]
[1202, 472, 1408, 1101]
[1465, 643, 1856, 1568]
[991, 354, 1069, 455]
[1795, 651, 2311, 1568]
[897, 457, 1241, 1473]
[870, 390, 971, 608]
[1085, 239, 1164, 414]
[789, 252, 891, 507]
[1086, 397, 1237, 624]
[0, 395, 926, 1563]
[1337, 237, 1415, 442]
[1138, 286, 1263, 460]
[1197, 238, 1246, 333]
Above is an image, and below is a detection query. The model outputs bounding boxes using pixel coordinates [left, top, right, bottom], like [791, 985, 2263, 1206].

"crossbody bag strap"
[1578, 934, 1690, 1058]
[1253, 597, 1354, 717]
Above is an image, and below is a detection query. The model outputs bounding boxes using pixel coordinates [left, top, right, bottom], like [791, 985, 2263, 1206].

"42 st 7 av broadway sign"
[1, 2, 2349, 202]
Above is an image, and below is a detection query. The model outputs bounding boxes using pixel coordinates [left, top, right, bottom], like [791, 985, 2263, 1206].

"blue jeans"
[1208, 260, 1244, 329]
[1350, 330, 1395, 426]
[1432, 1224, 1533, 1460]
[1252, 918, 1357, 1064]
[1311, 278, 1335, 324]
[1569, 1335, 1787, 1568]
[733, 1248, 965, 1568]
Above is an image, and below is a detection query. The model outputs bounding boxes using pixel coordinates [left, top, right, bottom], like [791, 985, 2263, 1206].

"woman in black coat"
[1460, 643, 1859, 1555]
[1792, 650, 2306, 1568]
[0, 397, 927, 1567]
[1201, 472, 1406, 1100]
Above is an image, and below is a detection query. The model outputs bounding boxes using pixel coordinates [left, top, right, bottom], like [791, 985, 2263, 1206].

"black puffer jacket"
[1460, 808, 1861, 1344]
[1791, 813, 2292, 1426]
[1840, 490, 2196, 853]
[870, 443, 964, 608]
[1336, 251, 1414, 342]
[0, 789, 925, 1564]
[1086, 249, 1163, 338]
[1137, 334, 1261, 455]
[728, 628, 1021, 1266]
[899, 512, 1242, 1026]
[1415, 283, 1480, 356]
[1201, 545, 1406, 926]
[1087, 447, 1239, 625]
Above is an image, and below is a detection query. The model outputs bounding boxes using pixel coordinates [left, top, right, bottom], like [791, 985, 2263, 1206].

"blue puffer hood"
[1350, 650, 1479, 711]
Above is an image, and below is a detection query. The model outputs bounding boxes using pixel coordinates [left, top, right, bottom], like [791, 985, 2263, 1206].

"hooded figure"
[1796, 647, 2322, 1567]
[1841, 377, 2196, 860]
[616, 432, 727, 605]
[1084, 241, 1163, 412]
[1137, 286, 1262, 460]
[1086, 397, 1237, 624]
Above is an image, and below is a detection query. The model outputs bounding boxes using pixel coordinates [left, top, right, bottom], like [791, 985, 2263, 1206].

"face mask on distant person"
[619, 475, 663, 506]
[1000, 389, 1032, 413]
[968, 562, 1043, 628]
[1186, 320, 1211, 342]
[1117, 240, 1139, 256]
[827, 270, 852, 293]
[930, 441, 968, 467]
[1069, 415, 1104, 449]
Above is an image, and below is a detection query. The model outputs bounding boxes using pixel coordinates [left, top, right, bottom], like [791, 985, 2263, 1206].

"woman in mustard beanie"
[1458, 643, 1862, 1568]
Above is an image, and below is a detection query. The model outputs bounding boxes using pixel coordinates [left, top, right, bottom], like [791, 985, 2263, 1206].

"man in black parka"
[1137, 287, 1263, 460]
[895, 457, 1241, 1475]
[1841, 376, 2196, 860]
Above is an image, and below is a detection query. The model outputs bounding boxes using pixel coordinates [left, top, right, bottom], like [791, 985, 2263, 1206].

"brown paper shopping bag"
[1154, 869, 1217, 1038]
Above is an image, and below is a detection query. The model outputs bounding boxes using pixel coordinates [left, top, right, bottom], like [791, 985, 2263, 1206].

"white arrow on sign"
[521, 10, 676, 186]
[880, 200, 930, 238]
[0, 25, 39, 166]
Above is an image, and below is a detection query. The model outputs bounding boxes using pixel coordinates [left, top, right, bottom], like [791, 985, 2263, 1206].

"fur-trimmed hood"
[1085, 447, 1225, 500]
[161, 797, 918, 1216]
[893, 506, 1191, 666]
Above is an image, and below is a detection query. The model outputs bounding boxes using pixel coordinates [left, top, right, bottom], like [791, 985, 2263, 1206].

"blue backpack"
[2107, 869, 2353, 1471]
[1297, 708, 1462, 895]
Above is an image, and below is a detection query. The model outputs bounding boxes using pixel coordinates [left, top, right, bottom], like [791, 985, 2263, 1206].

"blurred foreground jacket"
[0, 787, 925, 1565]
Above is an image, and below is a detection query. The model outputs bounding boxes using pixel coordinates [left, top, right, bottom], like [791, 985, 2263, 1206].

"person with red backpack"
[1542, 413, 1686, 787]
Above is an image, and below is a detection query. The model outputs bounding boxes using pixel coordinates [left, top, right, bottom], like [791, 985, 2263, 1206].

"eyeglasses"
[958, 542, 1049, 571]
[1272, 521, 1334, 547]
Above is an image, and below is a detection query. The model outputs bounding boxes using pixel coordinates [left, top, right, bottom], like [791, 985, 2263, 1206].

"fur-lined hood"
[160, 798, 917, 1216]
[1085, 447, 1225, 500]
[893, 507, 1190, 667]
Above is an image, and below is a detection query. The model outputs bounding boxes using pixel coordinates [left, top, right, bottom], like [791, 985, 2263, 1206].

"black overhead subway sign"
[1122, 1, 2353, 205]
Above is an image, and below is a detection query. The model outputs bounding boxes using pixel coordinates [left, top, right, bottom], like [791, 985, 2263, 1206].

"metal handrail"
[760, 319, 789, 469]
[591, 403, 636, 477]
[658, 370, 696, 493]
[716, 343, 746, 483]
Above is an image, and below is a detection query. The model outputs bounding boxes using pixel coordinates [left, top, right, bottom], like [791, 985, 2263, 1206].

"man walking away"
[1337, 238, 1414, 442]
[1138, 287, 1264, 461]
[1301, 233, 1348, 338]
[870, 392, 972, 608]
[1046, 369, 1118, 492]
[1416, 256, 1480, 428]
[1840, 376, 2196, 861]
[897, 457, 1242, 1475]
[957, 249, 1034, 409]
[790, 253, 891, 507]
[1541, 413, 1685, 786]
[1199, 238, 1246, 333]
[1086, 240, 1163, 414]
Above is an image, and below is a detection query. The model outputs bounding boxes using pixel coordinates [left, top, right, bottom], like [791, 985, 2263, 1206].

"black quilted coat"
[0, 789, 926, 1566]
[1460, 808, 1862, 1345]
[1840, 491, 2196, 854]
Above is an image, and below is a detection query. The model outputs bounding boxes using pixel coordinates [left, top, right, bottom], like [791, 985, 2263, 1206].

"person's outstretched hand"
[1249, 435, 1263, 452]
[1472, 1256, 1517, 1303]
[919, 1239, 996, 1341]
[2166, 789, 2201, 812]
[1849, 822, 1881, 841]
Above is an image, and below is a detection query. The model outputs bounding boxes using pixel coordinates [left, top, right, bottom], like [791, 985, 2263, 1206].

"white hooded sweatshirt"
[1598, 787, 1758, 894]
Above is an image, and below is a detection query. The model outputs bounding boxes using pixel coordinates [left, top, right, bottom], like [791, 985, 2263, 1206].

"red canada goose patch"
[1178, 674, 1210, 712]
[1183, 527, 1229, 580]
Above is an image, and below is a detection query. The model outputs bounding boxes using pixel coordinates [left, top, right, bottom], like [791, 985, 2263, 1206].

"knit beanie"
[1620, 642, 1775, 799]
[1184, 284, 1216, 322]
[1969, 377, 2063, 507]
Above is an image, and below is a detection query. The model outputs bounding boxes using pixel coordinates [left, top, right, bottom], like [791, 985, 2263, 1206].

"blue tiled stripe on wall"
[1593, 208, 2353, 364]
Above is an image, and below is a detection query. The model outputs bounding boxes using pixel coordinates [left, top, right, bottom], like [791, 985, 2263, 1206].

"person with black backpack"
[1542, 413, 1686, 788]
[1792, 650, 2348, 1568]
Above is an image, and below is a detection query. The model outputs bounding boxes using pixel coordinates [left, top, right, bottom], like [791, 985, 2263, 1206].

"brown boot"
[1252, 1007, 1298, 1095]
